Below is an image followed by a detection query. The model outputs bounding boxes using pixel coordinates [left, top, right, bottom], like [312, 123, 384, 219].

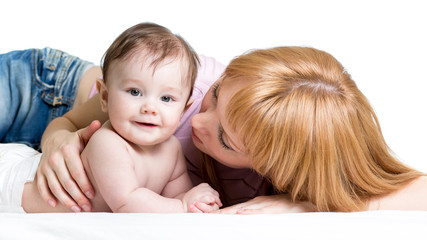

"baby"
[1, 23, 221, 213]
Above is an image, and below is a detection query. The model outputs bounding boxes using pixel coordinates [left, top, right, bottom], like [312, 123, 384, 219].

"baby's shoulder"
[161, 135, 182, 150]
[87, 122, 125, 148]
[92, 121, 118, 138]
[156, 136, 184, 163]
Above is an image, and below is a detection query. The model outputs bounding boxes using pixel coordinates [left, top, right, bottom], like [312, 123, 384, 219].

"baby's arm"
[86, 126, 190, 213]
[160, 140, 222, 213]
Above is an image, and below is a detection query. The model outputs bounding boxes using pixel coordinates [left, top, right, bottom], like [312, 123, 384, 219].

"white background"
[1, 0, 426, 172]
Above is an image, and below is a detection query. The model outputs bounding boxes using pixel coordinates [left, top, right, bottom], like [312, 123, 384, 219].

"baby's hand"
[188, 201, 221, 213]
[182, 183, 222, 213]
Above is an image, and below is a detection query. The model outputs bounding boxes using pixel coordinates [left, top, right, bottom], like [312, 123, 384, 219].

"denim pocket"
[0, 48, 93, 149]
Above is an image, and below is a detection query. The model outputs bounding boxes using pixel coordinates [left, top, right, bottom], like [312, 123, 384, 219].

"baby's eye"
[161, 96, 173, 102]
[129, 89, 141, 96]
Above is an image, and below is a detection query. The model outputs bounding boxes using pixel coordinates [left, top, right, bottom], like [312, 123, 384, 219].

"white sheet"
[1, 211, 426, 240]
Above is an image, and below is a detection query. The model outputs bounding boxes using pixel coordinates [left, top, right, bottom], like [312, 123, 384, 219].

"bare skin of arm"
[368, 176, 427, 211]
[217, 195, 317, 214]
[219, 176, 427, 214]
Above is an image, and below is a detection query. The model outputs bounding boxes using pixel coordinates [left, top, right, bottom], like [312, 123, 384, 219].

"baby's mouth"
[136, 122, 158, 127]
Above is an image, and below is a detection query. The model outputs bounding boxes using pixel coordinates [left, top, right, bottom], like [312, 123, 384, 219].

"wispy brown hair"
[101, 22, 199, 100]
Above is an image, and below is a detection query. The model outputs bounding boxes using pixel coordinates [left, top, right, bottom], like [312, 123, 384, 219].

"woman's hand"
[36, 120, 101, 212]
[217, 194, 317, 214]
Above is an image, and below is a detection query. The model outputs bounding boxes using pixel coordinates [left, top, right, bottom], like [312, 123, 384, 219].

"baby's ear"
[184, 99, 194, 112]
[97, 78, 109, 112]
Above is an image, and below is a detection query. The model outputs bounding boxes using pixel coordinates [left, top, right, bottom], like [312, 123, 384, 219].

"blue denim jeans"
[0, 48, 93, 150]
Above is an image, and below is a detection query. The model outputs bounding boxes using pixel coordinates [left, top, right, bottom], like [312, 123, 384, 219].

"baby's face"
[105, 55, 190, 146]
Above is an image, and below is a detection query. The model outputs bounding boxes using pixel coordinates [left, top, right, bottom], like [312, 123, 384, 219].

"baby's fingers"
[188, 202, 203, 213]
[193, 201, 220, 213]
[200, 194, 222, 208]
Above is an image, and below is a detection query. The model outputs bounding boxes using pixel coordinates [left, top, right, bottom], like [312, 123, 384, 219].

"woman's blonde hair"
[213, 46, 422, 212]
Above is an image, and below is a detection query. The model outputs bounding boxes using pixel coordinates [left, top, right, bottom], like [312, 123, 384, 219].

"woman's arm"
[217, 195, 317, 214]
[37, 95, 108, 212]
[369, 176, 427, 211]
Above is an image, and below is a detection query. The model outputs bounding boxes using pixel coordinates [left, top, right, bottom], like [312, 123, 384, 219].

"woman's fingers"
[79, 120, 102, 147]
[68, 121, 100, 199]
[55, 145, 92, 211]
[61, 144, 94, 200]
[37, 145, 92, 212]
[50, 121, 101, 211]
[36, 168, 57, 207]
[215, 205, 241, 214]
[36, 121, 100, 212]
[236, 208, 260, 214]
[37, 164, 81, 212]
[217, 195, 317, 214]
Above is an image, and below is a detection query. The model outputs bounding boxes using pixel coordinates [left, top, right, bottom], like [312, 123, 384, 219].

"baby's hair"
[101, 22, 199, 99]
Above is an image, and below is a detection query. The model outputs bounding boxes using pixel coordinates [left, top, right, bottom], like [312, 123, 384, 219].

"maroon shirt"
[186, 157, 276, 207]
[174, 55, 275, 207]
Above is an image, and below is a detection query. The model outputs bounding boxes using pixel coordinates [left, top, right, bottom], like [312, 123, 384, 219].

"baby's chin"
[129, 134, 173, 148]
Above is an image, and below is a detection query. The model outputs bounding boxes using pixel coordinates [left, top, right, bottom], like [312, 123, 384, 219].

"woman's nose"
[192, 95, 213, 133]
[191, 111, 210, 134]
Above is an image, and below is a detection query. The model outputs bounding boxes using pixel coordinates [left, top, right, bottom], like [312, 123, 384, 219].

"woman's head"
[193, 46, 421, 211]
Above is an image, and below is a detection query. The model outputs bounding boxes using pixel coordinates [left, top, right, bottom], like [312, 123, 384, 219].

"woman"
[3, 38, 426, 212]
[196, 46, 427, 212]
